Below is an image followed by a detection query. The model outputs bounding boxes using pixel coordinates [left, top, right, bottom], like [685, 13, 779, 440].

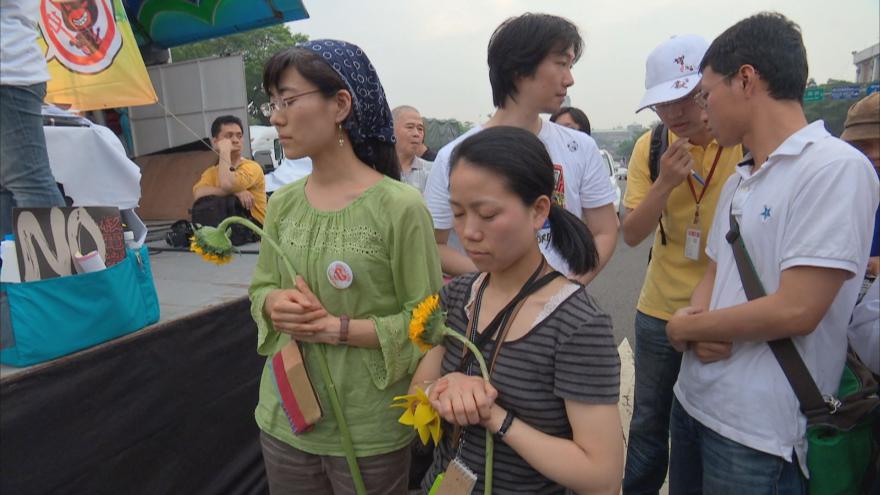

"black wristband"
[495, 410, 515, 440]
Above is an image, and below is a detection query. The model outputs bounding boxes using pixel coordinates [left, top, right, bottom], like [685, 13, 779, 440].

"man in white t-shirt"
[0, 0, 66, 237]
[423, 13, 618, 283]
[665, 13, 879, 492]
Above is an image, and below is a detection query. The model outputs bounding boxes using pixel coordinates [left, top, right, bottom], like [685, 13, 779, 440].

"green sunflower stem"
[218, 216, 367, 495]
[216, 217, 297, 280]
[313, 344, 368, 495]
[444, 330, 494, 495]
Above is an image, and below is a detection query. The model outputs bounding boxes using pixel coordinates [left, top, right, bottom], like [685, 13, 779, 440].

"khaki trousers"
[260, 431, 410, 495]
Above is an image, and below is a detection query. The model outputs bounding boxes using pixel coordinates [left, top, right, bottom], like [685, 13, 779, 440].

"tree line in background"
[802, 78, 870, 138]
[424, 118, 474, 151]
[168, 25, 476, 146]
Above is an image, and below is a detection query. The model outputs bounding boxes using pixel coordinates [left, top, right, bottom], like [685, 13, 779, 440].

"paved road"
[591, 235, 651, 346]
[598, 181, 670, 494]
[589, 180, 653, 346]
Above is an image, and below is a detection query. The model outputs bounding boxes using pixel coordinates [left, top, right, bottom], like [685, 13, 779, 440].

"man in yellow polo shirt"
[620, 35, 742, 494]
[193, 115, 267, 225]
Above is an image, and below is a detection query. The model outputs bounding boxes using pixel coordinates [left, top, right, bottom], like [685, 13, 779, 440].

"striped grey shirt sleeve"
[553, 305, 620, 404]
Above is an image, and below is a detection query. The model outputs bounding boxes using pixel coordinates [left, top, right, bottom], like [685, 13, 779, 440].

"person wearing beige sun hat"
[841, 92, 880, 166]
[841, 92, 879, 278]
[843, 92, 880, 427]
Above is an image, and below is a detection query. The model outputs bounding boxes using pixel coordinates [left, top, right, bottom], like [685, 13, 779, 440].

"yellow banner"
[38, 0, 157, 110]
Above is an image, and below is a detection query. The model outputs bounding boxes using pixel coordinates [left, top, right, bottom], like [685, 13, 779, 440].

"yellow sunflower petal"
[397, 407, 416, 426]
[416, 423, 431, 445]
[429, 416, 442, 445]
[391, 393, 418, 408]
[413, 401, 435, 426]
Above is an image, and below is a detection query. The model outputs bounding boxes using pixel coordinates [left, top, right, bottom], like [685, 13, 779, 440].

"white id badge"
[685, 226, 702, 261]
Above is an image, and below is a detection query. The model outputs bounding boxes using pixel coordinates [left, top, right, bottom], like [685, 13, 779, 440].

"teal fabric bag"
[0, 246, 159, 367]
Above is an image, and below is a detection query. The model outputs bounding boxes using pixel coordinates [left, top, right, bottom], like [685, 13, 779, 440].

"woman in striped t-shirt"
[411, 126, 624, 494]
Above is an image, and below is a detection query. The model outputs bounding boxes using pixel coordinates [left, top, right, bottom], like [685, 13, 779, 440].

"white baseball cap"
[636, 34, 709, 113]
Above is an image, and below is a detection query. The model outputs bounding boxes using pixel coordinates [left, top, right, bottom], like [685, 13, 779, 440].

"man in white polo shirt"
[423, 13, 618, 283]
[665, 13, 879, 492]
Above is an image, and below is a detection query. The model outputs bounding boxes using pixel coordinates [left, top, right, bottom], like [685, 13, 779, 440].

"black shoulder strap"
[648, 124, 668, 246]
[457, 270, 562, 373]
[726, 211, 830, 422]
[648, 123, 668, 182]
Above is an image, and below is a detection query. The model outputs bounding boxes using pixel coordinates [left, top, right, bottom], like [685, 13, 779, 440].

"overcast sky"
[287, 0, 879, 130]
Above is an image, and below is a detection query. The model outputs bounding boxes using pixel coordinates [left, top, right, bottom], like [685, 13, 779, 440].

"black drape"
[1, 297, 268, 495]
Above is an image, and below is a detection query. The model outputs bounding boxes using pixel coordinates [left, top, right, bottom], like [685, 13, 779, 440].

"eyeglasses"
[259, 89, 322, 117]
[693, 90, 709, 109]
[693, 70, 747, 109]
[693, 77, 729, 109]
[650, 90, 698, 113]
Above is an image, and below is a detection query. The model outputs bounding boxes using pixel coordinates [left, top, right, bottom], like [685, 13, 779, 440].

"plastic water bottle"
[1, 234, 21, 283]
[124, 230, 137, 250]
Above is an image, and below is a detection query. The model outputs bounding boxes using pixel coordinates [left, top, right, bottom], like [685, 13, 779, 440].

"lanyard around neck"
[451, 259, 561, 455]
[458, 258, 560, 375]
[686, 146, 723, 206]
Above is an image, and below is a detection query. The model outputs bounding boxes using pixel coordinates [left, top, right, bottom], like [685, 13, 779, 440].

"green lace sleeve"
[248, 195, 289, 356]
[361, 196, 443, 389]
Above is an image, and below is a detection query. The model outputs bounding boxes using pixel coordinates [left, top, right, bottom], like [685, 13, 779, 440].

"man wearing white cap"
[621, 34, 742, 494]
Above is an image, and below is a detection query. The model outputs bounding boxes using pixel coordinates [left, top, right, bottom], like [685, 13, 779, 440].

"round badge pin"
[327, 261, 354, 289]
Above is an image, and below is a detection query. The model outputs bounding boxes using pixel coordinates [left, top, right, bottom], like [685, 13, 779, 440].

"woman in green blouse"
[249, 39, 442, 494]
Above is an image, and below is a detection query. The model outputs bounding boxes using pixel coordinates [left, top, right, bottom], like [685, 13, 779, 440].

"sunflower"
[189, 225, 234, 265]
[391, 386, 442, 446]
[402, 292, 496, 494]
[409, 294, 442, 352]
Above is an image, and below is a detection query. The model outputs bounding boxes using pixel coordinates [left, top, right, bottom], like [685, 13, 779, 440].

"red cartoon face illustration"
[58, 1, 98, 32]
[40, 0, 122, 74]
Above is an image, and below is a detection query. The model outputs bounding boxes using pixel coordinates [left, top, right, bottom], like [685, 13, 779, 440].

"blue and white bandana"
[299, 39, 395, 146]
